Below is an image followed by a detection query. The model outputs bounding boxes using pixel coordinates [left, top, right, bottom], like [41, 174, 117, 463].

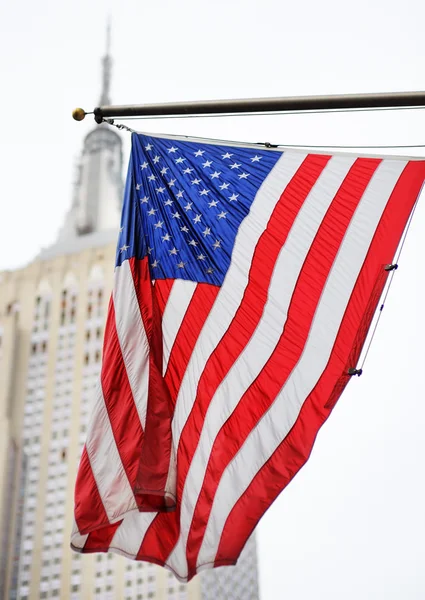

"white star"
[210, 171, 221, 179]
[164, 199, 174, 206]
[147, 208, 158, 216]
[168, 146, 178, 153]
[189, 239, 198, 246]
[194, 149, 205, 157]
[177, 260, 187, 269]
[193, 214, 202, 224]
[199, 189, 210, 196]
[140, 162, 148, 170]
[147, 246, 153, 254]
[160, 167, 169, 175]
[219, 182, 230, 190]
[154, 220, 164, 229]
[153, 155, 161, 164]
[217, 211, 227, 219]
[229, 193, 239, 202]
[221, 152, 233, 159]
[205, 267, 214, 274]
[184, 202, 193, 211]
[238, 172, 250, 179]
[180, 225, 189, 233]
[119, 226, 124, 232]
[208, 199, 219, 208]
[175, 157, 186, 164]
[169, 247, 179, 255]
[151, 259, 159, 268]
[162, 233, 171, 242]
[202, 160, 213, 169]
[230, 162, 241, 169]
[119, 244, 129, 253]
[140, 195, 149, 203]
[183, 167, 194, 174]
[176, 190, 184, 199]
[145, 143, 153, 151]
[148, 174, 156, 181]
[213, 240, 222, 250]
[172, 211, 181, 219]
[251, 155, 262, 162]
[202, 227, 211, 237]
[136, 183, 141, 190]
[168, 178, 176, 187]
[197, 254, 206, 261]
[191, 178, 201, 185]
[156, 186, 166, 193]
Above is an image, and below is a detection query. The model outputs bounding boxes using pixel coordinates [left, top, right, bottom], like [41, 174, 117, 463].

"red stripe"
[175, 154, 332, 503]
[132, 285, 220, 564]
[155, 279, 174, 319]
[129, 258, 174, 510]
[214, 160, 425, 566]
[84, 522, 121, 552]
[165, 283, 220, 405]
[74, 447, 110, 535]
[101, 300, 144, 491]
[186, 157, 381, 572]
[132, 291, 221, 563]
[136, 510, 180, 565]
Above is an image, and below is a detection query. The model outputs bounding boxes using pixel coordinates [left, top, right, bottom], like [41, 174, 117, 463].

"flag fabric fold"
[72, 131, 425, 581]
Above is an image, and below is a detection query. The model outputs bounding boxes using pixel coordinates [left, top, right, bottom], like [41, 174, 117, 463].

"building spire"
[99, 19, 112, 106]
[49, 21, 123, 250]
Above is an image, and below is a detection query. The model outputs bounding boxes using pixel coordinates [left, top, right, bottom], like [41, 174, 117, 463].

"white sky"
[1, 1, 425, 598]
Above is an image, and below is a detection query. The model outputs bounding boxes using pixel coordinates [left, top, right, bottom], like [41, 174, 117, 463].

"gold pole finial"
[72, 108, 86, 121]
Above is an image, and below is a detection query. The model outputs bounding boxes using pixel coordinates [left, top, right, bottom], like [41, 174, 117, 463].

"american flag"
[72, 132, 425, 581]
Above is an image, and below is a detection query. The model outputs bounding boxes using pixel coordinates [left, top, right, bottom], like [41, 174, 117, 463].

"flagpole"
[72, 91, 425, 122]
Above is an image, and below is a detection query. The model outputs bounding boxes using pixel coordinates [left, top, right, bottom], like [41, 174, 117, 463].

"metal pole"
[71, 91, 425, 122]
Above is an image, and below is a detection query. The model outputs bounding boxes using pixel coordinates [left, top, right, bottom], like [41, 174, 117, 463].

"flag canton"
[117, 133, 281, 285]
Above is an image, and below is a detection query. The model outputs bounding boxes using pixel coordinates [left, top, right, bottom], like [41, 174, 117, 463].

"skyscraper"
[0, 32, 260, 600]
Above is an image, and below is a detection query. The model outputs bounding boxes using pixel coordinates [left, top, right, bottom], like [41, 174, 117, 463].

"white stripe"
[162, 280, 198, 376]
[167, 154, 356, 577]
[109, 512, 157, 558]
[114, 261, 150, 429]
[85, 380, 137, 522]
[196, 158, 407, 568]
[172, 151, 308, 450]
[70, 520, 88, 550]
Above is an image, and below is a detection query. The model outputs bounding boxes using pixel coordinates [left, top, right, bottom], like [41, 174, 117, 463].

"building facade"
[0, 38, 260, 600]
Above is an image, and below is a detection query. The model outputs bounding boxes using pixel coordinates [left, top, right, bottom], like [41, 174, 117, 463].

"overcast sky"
[1, 1, 425, 598]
